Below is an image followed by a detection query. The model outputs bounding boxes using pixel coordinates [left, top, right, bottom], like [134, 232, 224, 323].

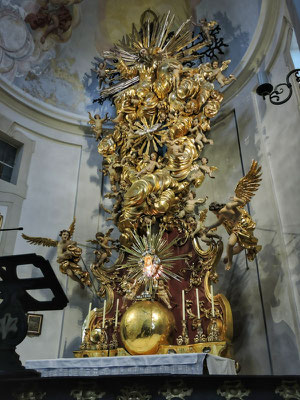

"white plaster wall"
[211, 5, 300, 372]
[0, 101, 103, 363]
[232, 81, 300, 374]
[193, 0, 300, 374]
[198, 111, 273, 374]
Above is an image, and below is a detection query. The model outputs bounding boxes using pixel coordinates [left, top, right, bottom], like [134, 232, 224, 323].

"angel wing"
[235, 160, 262, 204]
[22, 233, 58, 248]
[199, 209, 208, 223]
[106, 228, 114, 235]
[68, 217, 76, 238]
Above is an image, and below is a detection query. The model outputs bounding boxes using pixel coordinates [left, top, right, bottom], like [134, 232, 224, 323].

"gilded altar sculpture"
[76, 9, 261, 358]
[23, 9, 262, 359]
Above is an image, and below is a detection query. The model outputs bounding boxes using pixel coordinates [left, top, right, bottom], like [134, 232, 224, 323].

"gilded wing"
[235, 160, 262, 204]
[68, 217, 76, 238]
[22, 233, 58, 247]
[199, 208, 208, 223]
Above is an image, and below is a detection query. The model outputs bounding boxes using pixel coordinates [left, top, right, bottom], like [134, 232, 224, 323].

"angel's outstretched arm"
[191, 221, 202, 237]
[226, 196, 244, 209]
[205, 216, 224, 231]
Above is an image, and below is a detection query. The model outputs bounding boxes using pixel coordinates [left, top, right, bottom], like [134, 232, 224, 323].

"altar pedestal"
[25, 353, 236, 377]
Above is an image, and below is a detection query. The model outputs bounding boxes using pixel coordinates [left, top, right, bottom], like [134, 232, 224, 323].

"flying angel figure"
[22, 218, 91, 289]
[205, 160, 262, 270]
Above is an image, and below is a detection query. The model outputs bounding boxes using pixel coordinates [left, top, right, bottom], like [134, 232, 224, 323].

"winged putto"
[22, 217, 91, 288]
[205, 160, 262, 270]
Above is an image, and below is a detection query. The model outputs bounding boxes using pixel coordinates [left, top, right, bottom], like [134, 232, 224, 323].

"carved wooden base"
[157, 341, 228, 357]
[74, 342, 230, 358]
[73, 349, 109, 358]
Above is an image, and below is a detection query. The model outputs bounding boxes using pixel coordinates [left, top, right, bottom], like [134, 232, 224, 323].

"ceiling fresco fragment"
[0, 0, 261, 117]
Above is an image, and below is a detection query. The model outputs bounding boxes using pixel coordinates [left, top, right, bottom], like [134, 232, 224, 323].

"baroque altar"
[22, 9, 262, 362]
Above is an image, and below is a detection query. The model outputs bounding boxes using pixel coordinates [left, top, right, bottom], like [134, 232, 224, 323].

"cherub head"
[148, 193, 157, 203]
[186, 216, 197, 230]
[96, 232, 104, 238]
[120, 181, 128, 191]
[201, 157, 208, 165]
[150, 153, 157, 161]
[138, 48, 151, 63]
[193, 118, 199, 127]
[200, 115, 210, 131]
[212, 61, 219, 69]
[94, 114, 101, 120]
[158, 279, 164, 287]
[185, 100, 198, 115]
[59, 229, 70, 241]
[139, 48, 148, 58]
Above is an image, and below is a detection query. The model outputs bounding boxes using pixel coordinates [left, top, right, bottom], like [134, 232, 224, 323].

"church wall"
[217, 2, 300, 372]
[232, 79, 300, 374]
[190, 0, 300, 374]
[198, 110, 273, 374]
[0, 102, 102, 363]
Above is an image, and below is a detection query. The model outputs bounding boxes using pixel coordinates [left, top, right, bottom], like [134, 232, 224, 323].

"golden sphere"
[120, 300, 175, 355]
[90, 328, 106, 343]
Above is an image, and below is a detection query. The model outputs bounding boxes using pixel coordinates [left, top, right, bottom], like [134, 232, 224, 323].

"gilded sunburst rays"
[119, 227, 184, 291]
[101, 10, 208, 99]
[129, 117, 163, 155]
[103, 11, 205, 64]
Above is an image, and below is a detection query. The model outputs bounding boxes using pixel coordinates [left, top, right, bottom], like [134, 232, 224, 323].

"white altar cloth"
[25, 353, 236, 377]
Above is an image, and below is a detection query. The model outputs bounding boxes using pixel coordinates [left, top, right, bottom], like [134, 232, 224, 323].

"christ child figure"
[137, 152, 161, 176]
[189, 118, 213, 153]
